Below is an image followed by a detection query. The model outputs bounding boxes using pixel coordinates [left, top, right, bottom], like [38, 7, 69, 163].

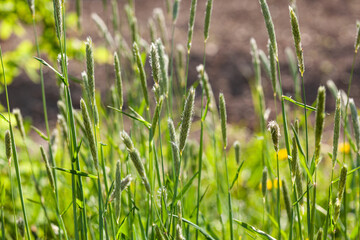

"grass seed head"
[282, 179, 291, 221]
[27, 0, 35, 16]
[291, 137, 298, 182]
[148, 19, 157, 43]
[53, 0, 63, 40]
[150, 43, 161, 85]
[129, 149, 151, 194]
[13, 108, 26, 138]
[168, 118, 177, 144]
[219, 93, 228, 149]
[92, 13, 114, 46]
[268, 41, 277, 95]
[355, 21, 360, 53]
[326, 79, 338, 98]
[153, 8, 167, 47]
[332, 93, 341, 165]
[133, 42, 149, 107]
[250, 38, 261, 86]
[172, 0, 181, 23]
[80, 99, 98, 170]
[187, 0, 198, 51]
[314, 86, 326, 164]
[289, 6, 304, 76]
[17, 217, 25, 238]
[338, 165, 348, 201]
[5, 130, 11, 164]
[349, 98, 360, 150]
[151, 96, 164, 134]
[176, 224, 185, 240]
[154, 224, 166, 240]
[85, 37, 95, 104]
[120, 174, 132, 191]
[40, 146, 55, 192]
[268, 120, 280, 152]
[120, 131, 134, 150]
[114, 52, 124, 109]
[156, 39, 169, 96]
[204, 0, 213, 42]
[234, 141, 240, 164]
[316, 228, 323, 240]
[262, 167, 268, 198]
[259, 0, 278, 58]
[179, 87, 195, 154]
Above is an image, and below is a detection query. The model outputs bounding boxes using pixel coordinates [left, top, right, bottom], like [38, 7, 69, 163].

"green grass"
[1, 0, 360, 239]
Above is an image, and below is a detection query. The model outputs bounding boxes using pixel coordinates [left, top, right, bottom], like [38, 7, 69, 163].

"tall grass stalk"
[0, 45, 31, 240]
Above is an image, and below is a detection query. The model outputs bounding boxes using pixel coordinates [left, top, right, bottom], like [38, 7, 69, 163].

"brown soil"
[1, 0, 360, 130]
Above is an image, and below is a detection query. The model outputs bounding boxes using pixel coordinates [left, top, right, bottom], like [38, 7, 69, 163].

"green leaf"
[108, 106, 151, 129]
[0, 112, 9, 123]
[175, 171, 199, 202]
[31, 126, 49, 141]
[230, 161, 244, 190]
[173, 215, 217, 240]
[282, 95, 316, 111]
[54, 167, 98, 179]
[233, 219, 276, 240]
[34, 57, 67, 85]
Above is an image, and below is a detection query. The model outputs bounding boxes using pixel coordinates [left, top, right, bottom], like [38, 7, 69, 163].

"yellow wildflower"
[259, 179, 273, 191]
[277, 148, 288, 161]
[339, 142, 350, 154]
[273, 178, 282, 189]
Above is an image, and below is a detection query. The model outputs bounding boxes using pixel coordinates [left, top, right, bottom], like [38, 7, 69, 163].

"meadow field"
[1, 0, 360, 239]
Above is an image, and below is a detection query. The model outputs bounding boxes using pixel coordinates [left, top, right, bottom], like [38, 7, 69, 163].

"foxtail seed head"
[114, 52, 124, 109]
[355, 21, 360, 53]
[349, 98, 360, 150]
[5, 130, 11, 164]
[115, 160, 121, 223]
[259, 0, 278, 58]
[80, 99, 98, 170]
[268, 121, 280, 152]
[187, 0, 198, 51]
[250, 38, 261, 87]
[151, 96, 164, 134]
[332, 93, 341, 165]
[262, 167, 268, 198]
[268, 41, 277, 95]
[282, 180, 291, 221]
[133, 42, 149, 107]
[17, 217, 25, 238]
[92, 13, 114, 46]
[153, 8, 167, 47]
[234, 141, 240, 164]
[179, 87, 195, 154]
[219, 93, 228, 149]
[120, 131, 134, 150]
[289, 6, 304, 76]
[314, 86, 326, 165]
[13, 108, 25, 138]
[148, 19, 157, 43]
[150, 43, 161, 85]
[53, 0, 63, 40]
[326, 79, 338, 98]
[168, 118, 177, 145]
[85, 37, 95, 104]
[129, 148, 151, 194]
[154, 224, 166, 240]
[204, 0, 213, 42]
[156, 39, 169, 97]
[291, 137, 298, 182]
[176, 224, 185, 240]
[334, 165, 347, 223]
[316, 228, 323, 240]
[172, 0, 181, 23]
[27, 0, 35, 16]
[120, 174, 132, 191]
[40, 146, 55, 192]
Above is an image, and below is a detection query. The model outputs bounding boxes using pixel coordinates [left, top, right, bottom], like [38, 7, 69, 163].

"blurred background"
[0, 0, 360, 131]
